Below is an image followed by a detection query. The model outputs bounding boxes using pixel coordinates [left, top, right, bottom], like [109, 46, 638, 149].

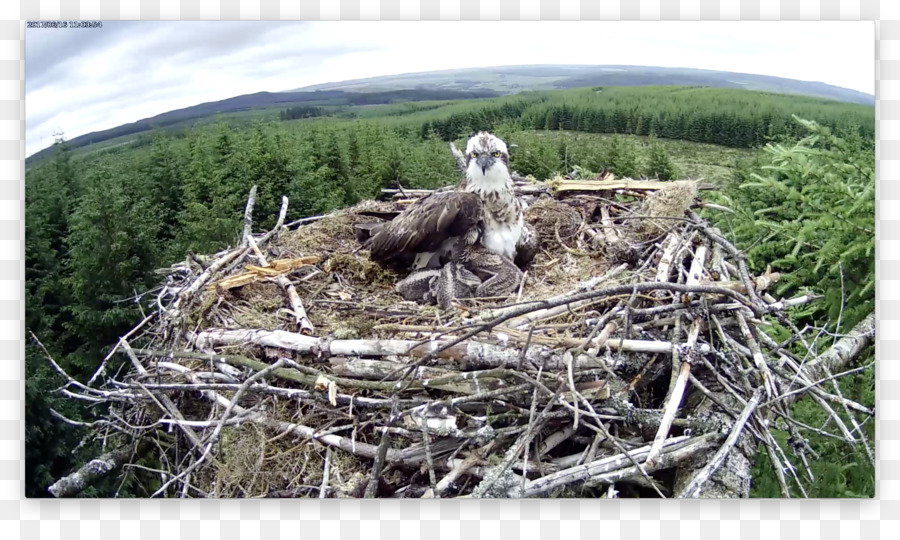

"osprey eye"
[471, 152, 478, 158]
[492, 151, 501, 158]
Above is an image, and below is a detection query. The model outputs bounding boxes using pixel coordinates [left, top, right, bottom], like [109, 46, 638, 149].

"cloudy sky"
[26, 20, 873, 157]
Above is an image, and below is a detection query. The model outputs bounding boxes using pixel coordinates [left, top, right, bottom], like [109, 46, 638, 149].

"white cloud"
[25, 20, 874, 157]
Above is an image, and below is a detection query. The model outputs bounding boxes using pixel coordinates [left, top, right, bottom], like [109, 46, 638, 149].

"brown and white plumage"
[460, 132, 525, 261]
[365, 132, 528, 274]
[365, 191, 483, 269]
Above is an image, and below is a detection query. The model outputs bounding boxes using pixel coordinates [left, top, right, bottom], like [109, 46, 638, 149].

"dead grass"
[633, 180, 699, 239]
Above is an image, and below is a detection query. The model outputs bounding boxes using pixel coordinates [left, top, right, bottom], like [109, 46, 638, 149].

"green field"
[498, 130, 757, 183]
[25, 85, 875, 498]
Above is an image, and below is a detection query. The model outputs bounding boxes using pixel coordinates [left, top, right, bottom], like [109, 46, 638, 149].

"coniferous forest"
[25, 85, 875, 497]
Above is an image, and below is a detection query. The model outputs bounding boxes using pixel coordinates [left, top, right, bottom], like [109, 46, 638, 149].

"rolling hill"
[25, 88, 499, 164]
[290, 65, 874, 106]
[27, 64, 873, 164]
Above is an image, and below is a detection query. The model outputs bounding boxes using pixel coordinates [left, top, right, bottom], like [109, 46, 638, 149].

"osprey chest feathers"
[465, 180, 524, 261]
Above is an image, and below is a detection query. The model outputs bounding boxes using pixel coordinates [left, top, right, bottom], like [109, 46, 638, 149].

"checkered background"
[0, 0, 894, 538]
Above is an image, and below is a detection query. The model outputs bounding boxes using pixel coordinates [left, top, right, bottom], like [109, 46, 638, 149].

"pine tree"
[603, 136, 640, 178]
[144, 134, 185, 250]
[720, 116, 874, 326]
[645, 138, 680, 180]
[404, 129, 459, 189]
[65, 165, 160, 366]
[344, 124, 382, 203]
[247, 126, 294, 229]
[25, 342, 88, 497]
[177, 125, 250, 252]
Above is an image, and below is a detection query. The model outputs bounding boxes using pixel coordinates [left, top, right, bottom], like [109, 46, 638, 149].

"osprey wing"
[367, 191, 483, 263]
[515, 222, 539, 269]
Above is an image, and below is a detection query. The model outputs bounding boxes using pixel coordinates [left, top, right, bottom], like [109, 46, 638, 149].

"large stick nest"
[47, 173, 874, 499]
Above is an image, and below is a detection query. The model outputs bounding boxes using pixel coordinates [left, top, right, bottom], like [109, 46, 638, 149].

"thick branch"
[678, 388, 763, 498]
[49, 441, 150, 497]
[522, 434, 717, 497]
[796, 312, 875, 386]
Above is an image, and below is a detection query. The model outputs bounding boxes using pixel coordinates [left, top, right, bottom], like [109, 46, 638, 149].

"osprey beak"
[476, 154, 493, 175]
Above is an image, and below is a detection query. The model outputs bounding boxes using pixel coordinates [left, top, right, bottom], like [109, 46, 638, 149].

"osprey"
[365, 132, 532, 270]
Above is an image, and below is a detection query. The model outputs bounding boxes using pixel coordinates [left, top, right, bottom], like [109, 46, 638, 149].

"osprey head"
[465, 132, 510, 179]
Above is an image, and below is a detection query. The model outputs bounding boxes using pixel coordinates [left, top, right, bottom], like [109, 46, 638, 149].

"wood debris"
[42, 171, 874, 500]
[205, 256, 320, 292]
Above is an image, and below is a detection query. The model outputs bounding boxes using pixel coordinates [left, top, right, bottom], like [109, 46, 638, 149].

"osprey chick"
[366, 132, 529, 269]
[460, 132, 526, 262]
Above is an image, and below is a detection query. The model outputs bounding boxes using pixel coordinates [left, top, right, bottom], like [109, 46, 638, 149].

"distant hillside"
[25, 88, 498, 164]
[290, 65, 874, 106]
[29, 64, 873, 165]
